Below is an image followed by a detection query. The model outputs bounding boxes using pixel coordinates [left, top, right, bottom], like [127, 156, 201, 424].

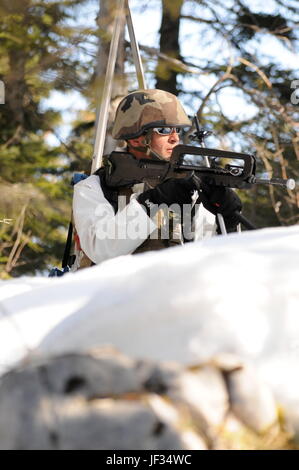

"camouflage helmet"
[112, 89, 192, 140]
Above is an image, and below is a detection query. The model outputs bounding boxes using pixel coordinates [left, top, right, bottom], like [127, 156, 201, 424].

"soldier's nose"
[169, 131, 180, 142]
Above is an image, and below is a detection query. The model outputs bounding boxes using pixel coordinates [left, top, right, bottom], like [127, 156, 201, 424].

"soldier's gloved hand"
[199, 182, 242, 215]
[137, 175, 198, 215]
[198, 181, 242, 231]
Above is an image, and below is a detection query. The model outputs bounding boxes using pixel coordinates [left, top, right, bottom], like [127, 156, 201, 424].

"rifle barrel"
[254, 177, 296, 190]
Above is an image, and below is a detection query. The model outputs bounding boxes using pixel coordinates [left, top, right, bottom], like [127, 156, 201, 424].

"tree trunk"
[5, 0, 30, 128]
[155, 0, 183, 95]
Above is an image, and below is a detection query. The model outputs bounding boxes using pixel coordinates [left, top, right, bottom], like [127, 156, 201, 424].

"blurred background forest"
[0, 0, 298, 278]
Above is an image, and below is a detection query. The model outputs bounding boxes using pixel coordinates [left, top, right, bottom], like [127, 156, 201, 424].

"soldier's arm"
[73, 175, 156, 264]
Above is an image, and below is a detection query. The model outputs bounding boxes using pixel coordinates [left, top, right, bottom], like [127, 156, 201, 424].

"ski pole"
[91, 0, 126, 173]
[125, 0, 147, 89]
[193, 115, 228, 235]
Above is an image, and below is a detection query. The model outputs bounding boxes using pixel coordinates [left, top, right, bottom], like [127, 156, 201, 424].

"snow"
[0, 225, 299, 419]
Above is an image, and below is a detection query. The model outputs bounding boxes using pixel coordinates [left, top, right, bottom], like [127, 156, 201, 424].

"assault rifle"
[105, 145, 295, 231]
[105, 145, 296, 191]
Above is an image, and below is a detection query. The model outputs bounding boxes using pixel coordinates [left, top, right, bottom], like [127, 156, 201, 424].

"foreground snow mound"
[0, 225, 298, 417]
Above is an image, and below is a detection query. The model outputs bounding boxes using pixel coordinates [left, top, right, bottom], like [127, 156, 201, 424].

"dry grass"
[215, 413, 299, 450]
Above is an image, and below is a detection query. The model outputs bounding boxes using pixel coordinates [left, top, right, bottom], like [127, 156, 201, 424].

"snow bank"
[0, 225, 298, 416]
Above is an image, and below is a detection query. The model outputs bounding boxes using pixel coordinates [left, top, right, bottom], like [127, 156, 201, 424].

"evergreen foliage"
[0, 0, 91, 277]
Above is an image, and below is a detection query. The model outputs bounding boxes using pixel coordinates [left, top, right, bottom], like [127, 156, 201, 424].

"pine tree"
[0, 0, 91, 277]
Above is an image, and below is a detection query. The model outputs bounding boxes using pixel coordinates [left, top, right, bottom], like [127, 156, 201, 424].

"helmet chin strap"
[127, 130, 164, 160]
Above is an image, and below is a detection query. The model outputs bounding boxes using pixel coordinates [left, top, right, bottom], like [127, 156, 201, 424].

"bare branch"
[237, 57, 272, 89]
[5, 205, 28, 274]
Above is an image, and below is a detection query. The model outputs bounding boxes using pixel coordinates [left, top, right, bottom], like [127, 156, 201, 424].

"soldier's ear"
[127, 136, 145, 148]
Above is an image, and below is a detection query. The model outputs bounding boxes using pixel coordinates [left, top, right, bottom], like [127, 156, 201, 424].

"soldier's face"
[150, 129, 180, 160]
[127, 129, 180, 160]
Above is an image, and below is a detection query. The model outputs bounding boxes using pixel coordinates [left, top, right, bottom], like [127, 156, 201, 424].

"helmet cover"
[112, 89, 192, 140]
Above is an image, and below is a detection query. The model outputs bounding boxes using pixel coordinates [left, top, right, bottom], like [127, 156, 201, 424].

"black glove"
[137, 175, 198, 215]
[198, 181, 242, 231]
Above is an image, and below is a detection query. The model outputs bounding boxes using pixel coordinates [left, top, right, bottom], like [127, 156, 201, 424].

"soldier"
[72, 89, 241, 268]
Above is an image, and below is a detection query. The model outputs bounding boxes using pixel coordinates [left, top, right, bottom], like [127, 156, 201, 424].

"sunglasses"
[152, 127, 182, 136]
